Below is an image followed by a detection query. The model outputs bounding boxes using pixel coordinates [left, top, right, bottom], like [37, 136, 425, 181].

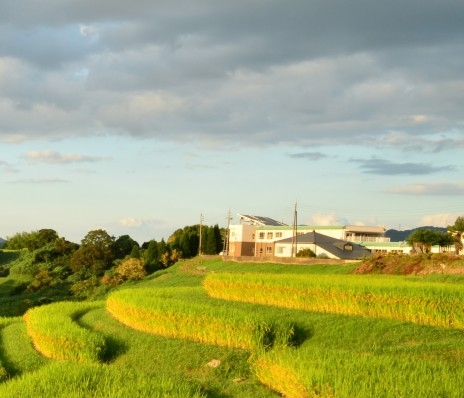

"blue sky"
[1, 0, 463, 244]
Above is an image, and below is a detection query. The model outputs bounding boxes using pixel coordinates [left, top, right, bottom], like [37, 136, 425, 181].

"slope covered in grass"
[1, 257, 464, 397]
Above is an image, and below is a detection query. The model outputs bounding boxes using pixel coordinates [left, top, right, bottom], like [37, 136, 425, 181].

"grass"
[1, 257, 464, 397]
[253, 342, 464, 398]
[0, 317, 49, 379]
[0, 361, 207, 398]
[203, 272, 464, 328]
[107, 286, 295, 350]
[23, 301, 107, 363]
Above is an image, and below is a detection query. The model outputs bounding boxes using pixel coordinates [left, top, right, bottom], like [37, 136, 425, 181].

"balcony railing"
[347, 237, 391, 243]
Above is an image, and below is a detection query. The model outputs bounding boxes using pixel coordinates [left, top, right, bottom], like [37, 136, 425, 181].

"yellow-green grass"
[0, 361, 206, 398]
[253, 343, 464, 398]
[204, 272, 464, 328]
[107, 287, 295, 350]
[0, 317, 14, 381]
[23, 301, 107, 363]
[80, 305, 280, 397]
[0, 316, 49, 381]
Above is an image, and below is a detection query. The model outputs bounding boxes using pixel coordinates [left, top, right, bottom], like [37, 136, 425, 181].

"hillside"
[385, 226, 447, 241]
[1, 257, 464, 397]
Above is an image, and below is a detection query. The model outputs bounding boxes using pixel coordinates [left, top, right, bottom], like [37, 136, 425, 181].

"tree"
[70, 229, 116, 276]
[36, 229, 59, 249]
[168, 224, 223, 258]
[406, 229, 453, 253]
[114, 235, 139, 259]
[144, 240, 160, 271]
[448, 216, 464, 254]
[129, 245, 140, 259]
[6, 229, 59, 251]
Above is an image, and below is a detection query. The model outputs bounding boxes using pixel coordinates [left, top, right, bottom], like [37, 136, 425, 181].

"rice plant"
[252, 343, 464, 398]
[107, 287, 295, 350]
[0, 361, 206, 398]
[23, 301, 106, 363]
[204, 272, 464, 329]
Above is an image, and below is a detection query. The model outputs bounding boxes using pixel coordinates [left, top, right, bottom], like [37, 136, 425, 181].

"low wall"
[221, 255, 354, 265]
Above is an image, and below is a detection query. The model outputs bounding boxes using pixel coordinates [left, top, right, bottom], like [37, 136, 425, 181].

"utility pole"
[291, 201, 298, 257]
[199, 213, 204, 256]
[223, 210, 232, 256]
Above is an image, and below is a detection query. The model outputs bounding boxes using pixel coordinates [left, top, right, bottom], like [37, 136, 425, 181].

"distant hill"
[386, 226, 447, 242]
[0, 237, 5, 245]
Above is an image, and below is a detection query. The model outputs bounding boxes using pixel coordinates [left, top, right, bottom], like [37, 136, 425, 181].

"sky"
[1, 0, 463, 244]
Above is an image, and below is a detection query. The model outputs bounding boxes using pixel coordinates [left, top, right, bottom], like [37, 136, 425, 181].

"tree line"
[406, 216, 464, 254]
[0, 224, 224, 301]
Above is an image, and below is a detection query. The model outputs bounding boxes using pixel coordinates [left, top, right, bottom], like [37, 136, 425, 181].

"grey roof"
[276, 231, 371, 260]
[238, 214, 287, 226]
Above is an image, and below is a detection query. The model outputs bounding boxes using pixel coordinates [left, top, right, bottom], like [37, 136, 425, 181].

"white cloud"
[117, 217, 163, 228]
[388, 183, 464, 195]
[419, 213, 460, 228]
[23, 150, 108, 164]
[308, 213, 348, 226]
[118, 217, 143, 227]
[79, 24, 99, 37]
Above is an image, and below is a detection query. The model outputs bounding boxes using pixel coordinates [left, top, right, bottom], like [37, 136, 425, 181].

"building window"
[276, 232, 282, 238]
[266, 246, 273, 254]
[259, 232, 265, 239]
[267, 232, 273, 239]
[276, 246, 284, 254]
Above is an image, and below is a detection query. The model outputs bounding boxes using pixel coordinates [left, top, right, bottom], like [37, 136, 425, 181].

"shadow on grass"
[291, 324, 312, 347]
[101, 335, 129, 363]
[74, 309, 129, 363]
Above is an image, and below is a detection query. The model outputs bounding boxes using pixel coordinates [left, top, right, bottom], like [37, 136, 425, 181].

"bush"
[296, 248, 316, 258]
[70, 277, 100, 298]
[115, 258, 146, 281]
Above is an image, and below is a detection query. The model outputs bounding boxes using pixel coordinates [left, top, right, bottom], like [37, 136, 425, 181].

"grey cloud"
[388, 183, 464, 195]
[0, 160, 19, 173]
[354, 158, 455, 175]
[0, 0, 463, 151]
[288, 152, 328, 161]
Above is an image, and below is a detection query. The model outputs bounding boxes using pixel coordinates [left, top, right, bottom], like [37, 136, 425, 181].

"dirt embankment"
[355, 252, 464, 275]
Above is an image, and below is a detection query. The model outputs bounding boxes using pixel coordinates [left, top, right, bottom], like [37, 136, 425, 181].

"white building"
[227, 214, 387, 259]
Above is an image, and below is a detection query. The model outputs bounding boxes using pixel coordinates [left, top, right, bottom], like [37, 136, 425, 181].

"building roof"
[276, 231, 372, 260]
[256, 225, 345, 231]
[237, 214, 287, 226]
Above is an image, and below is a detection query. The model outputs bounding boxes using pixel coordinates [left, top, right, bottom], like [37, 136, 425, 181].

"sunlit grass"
[23, 301, 106, 363]
[107, 287, 295, 350]
[253, 343, 464, 398]
[0, 317, 49, 379]
[0, 361, 207, 398]
[2, 257, 464, 397]
[204, 272, 464, 328]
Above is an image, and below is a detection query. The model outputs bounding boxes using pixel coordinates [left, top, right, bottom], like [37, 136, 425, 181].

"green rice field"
[1, 257, 464, 397]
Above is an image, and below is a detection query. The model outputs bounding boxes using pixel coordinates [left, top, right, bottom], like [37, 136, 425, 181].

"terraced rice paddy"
[1, 258, 464, 397]
[203, 272, 464, 328]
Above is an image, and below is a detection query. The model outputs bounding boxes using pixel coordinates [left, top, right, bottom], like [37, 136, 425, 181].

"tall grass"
[204, 273, 464, 328]
[0, 361, 206, 398]
[23, 301, 106, 363]
[253, 343, 464, 398]
[0, 317, 14, 381]
[107, 287, 295, 350]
